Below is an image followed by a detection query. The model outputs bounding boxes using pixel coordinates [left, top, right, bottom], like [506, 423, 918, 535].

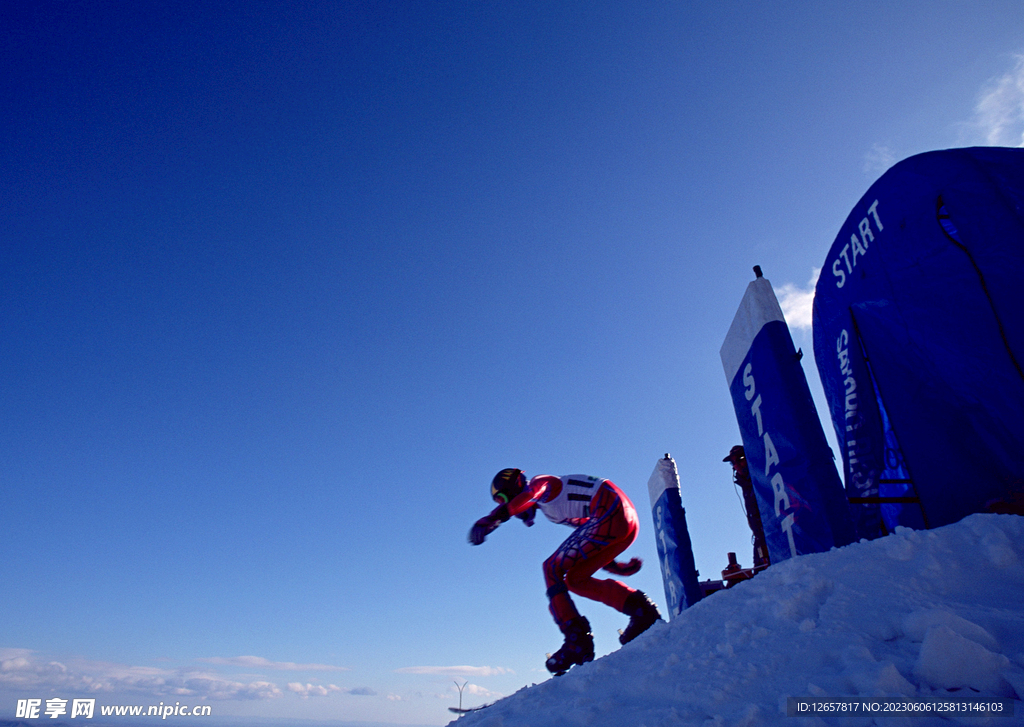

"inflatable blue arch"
[813, 147, 1024, 538]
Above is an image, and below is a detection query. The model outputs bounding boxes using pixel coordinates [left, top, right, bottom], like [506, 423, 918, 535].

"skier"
[723, 446, 770, 570]
[469, 469, 662, 675]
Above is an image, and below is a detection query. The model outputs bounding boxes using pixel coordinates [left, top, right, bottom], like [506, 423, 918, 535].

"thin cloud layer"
[284, 682, 376, 698]
[863, 143, 897, 176]
[0, 650, 358, 701]
[869, 53, 1024, 176]
[198, 655, 349, 671]
[972, 54, 1024, 147]
[395, 665, 513, 677]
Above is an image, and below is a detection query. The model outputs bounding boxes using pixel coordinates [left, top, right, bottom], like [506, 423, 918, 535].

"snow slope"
[449, 514, 1024, 726]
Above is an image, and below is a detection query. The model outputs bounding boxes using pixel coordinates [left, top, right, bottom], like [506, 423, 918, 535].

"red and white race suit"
[504, 474, 640, 626]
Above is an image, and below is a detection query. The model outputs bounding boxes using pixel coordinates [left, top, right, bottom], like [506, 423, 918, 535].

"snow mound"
[450, 514, 1024, 726]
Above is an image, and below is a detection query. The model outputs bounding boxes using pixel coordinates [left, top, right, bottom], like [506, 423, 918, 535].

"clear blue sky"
[3, 2, 1023, 725]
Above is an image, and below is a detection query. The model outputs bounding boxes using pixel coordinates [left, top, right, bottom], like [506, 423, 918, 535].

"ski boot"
[545, 616, 594, 676]
[619, 591, 662, 645]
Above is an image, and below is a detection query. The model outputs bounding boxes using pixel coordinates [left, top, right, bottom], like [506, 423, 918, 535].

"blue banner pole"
[647, 454, 703, 619]
[721, 268, 855, 563]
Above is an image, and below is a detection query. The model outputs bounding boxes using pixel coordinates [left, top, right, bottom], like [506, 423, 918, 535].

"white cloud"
[0, 647, 34, 664]
[197, 655, 349, 672]
[284, 682, 375, 698]
[286, 682, 343, 698]
[775, 268, 819, 332]
[394, 665, 513, 677]
[0, 649, 285, 701]
[968, 54, 1024, 147]
[1, 656, 32, 673]
[175, 674, 283, 701]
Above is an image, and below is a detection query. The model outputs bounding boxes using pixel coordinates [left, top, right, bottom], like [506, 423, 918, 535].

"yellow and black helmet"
[491, 468, 526, 504]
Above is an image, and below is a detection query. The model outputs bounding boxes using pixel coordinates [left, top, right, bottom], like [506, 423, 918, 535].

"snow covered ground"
[448, 514, 1024, 726]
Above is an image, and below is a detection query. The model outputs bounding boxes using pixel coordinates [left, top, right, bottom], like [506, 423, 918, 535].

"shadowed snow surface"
[450, 514, 1024, 726]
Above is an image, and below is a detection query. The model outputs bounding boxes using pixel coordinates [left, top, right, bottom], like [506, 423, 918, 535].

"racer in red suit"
[469, 469, 662, 675]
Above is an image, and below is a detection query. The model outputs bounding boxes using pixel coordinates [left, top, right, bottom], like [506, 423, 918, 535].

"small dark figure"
[723, 446, 770, 570]
[469, 469, 662, 676]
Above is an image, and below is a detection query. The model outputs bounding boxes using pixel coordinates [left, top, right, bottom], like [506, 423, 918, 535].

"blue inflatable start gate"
[813, 146, 1024, 535]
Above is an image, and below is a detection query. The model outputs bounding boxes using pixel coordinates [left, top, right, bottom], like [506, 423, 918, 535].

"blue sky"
[3, 2, 1024, 725]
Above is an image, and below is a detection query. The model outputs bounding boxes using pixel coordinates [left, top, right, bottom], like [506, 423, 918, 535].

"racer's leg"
[562, 482, 639, 611]
[542, 482, 638, 623]
[563, 483, 662, 644]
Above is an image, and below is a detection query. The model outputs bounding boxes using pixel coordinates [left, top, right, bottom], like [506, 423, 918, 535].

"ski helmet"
[491, 468, 526, 504]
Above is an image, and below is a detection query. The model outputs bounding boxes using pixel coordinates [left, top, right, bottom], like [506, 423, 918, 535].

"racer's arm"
[505, 475, 555, 517]
[468, 476, 555, 545]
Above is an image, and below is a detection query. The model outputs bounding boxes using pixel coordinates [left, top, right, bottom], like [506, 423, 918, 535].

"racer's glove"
[468, 504, 510, 545]
[469, 517, 498, 545]
[602, 557, 642, 576]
